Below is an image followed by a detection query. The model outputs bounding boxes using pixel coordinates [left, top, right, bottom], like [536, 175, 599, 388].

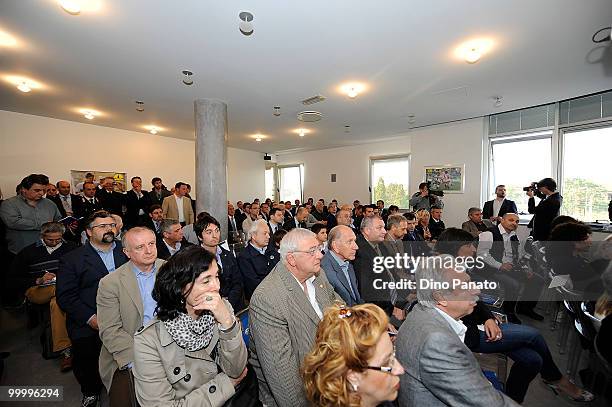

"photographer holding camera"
[410, 182, 444, 211]
[526, 177, 562, 241]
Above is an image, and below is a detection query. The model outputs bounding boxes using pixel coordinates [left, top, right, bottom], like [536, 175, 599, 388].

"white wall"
[276, 118, 485, 228]
[0, 110, 264, 203]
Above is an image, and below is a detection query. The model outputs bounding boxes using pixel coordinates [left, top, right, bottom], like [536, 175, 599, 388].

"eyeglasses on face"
[291, 244, 324, 256]
[366, 352, 399, 374]
[91, 223, 116, 230]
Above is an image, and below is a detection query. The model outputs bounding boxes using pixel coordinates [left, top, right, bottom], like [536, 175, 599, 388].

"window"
[489, 132, 552, 214]
[370, 156, 410, 208]
[264, 165, 277, 202]
[278, 165, 304, 203]
[561, 125, 612, 222]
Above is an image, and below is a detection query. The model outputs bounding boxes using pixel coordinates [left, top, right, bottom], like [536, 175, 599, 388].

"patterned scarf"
[163, 312, 216, 352]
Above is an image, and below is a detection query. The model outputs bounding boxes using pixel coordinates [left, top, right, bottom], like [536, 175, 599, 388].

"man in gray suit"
[321, 225, 363, 306]
[249, 228, 342, 407]
[461, 207, 493, 238]
[396, 259, 518, 406]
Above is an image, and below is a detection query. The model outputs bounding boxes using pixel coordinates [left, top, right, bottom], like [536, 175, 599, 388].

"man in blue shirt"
[56, 211, 128, 407]
[97, 226, 163, 407]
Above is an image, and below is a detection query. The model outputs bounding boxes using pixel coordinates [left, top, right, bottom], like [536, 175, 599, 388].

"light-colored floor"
[0, 302, 609, 406]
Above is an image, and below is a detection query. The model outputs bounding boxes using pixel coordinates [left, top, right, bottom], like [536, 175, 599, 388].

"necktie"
[373, 243, 398, 305]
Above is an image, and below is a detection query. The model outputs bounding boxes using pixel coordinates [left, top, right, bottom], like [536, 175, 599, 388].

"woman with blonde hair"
[302, 303, 404, 407]
[414, 209, 432, 241]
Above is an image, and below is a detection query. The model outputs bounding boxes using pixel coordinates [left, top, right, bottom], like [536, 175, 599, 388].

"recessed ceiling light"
[407, 114, 416, 124]
[0, 30, 18, 48]
[294, 128, 310, 137]
[59, 0, 82, 15]
[144, 125, 162, 135]
[3, 75, 43, 93]
[493, 96, 503, 107]
[182, 70, 193, 85]
[78, 108, 100, 120]
[250, 133, 266, 142]
[273, 106, 281, 117]
[454, 38, 494, 64]
[239, 11, 254, 36]
[135, 100, 144, 112]
[339, 82, 366, 98]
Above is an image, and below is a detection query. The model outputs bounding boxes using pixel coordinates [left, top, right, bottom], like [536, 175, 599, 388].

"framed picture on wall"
[71, 170, 127, 194]
[424, 164, 464, 193]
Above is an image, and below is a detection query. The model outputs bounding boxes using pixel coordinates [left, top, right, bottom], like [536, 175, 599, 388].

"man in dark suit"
[238, 219, 280, 300]
[283, 201, 294, 223]
[283, 207, 308, 231]
[155, 219, 192, 260]
[149, 177, 171, 206]
[268, 207, 284, 235]
[50, 180, 84, 243]
[194, 215, 244, 312]
[527, 178, 562, 241]
[483, 184, 518, 224]
[321, 225, 363, 306]
[80, 182, 102, 219]
[124, 176, 151, 229]
[429, 205, 446, 240]
[56, 211, 128, 406]
[96, 177, 124, 218]
[142, 204, 163, 235]
[402, 212, 432, 257]
[354, 215, 406, 327]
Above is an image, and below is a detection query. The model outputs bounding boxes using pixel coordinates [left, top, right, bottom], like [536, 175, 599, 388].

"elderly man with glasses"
[249, 228, 342, 407]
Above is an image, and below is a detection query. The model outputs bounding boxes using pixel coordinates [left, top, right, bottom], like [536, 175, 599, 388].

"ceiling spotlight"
[455, 38, 494, 64]
[17, 81, 31, 93]
[239, 11, 254, 36]
[344, 125, 351, 133]
[83, 110, 96, 120]
[340, 83, 365, 99]
[182, 70, 193, 86]
[273, 106, 281, 117]
[150, 128, 158, 135]
[294, 128, 309, 137]
[255, 136, 262, 142]
[144, 125, 161, 135]
[464, 48, 481, 63]
[59, 0, 82, 15]
[135, 100, 144, 112]
[407, 114, 416, 124]
[493, 96, 503, 107]
[0, 30, 18, 48]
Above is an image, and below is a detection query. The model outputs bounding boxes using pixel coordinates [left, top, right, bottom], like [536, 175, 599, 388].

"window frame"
[277, 163, 304, 203]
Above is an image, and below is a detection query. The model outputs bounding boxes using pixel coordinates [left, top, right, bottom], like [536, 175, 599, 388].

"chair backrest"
[236, 307, 250, 347]
[581, 302, 602, 332]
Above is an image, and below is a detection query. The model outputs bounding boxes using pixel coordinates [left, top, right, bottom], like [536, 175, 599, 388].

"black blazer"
[96, 189, 125, 217]
[528, 192, 562, 241]
[461, 301, 495, 350]
[402, 231, 432, 257]
[56, 242, 128, 339]
[218, 247, 244, 312]
[237, 243, 280, 300]
[50, 194, 85, 219]
[124, 190, 152, 228]
[429, 218, 446, 240]
[155, 237, 193, 260]
[282, 218, 306, 231]
[482, 199, 518, 221]
[149, 188, 171, 206]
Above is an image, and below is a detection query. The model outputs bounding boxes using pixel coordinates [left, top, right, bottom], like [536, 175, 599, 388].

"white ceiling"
[1, 0, 611, 153]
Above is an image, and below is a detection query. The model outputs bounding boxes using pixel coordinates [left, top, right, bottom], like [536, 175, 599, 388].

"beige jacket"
[133, 301, 247, 406]
[162, 195, 195, 225]
[97, 259, 165, 393]
[461, 219, 493, 238]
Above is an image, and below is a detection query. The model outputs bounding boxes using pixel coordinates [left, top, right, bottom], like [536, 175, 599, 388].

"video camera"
[523, 182, 545, 199]
[425, 181, 444, 206]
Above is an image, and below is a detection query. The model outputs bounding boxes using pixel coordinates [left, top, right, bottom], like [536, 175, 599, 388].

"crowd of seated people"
[1, 173, 611, 406]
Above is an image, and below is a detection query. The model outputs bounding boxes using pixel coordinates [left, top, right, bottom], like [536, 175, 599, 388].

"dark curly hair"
[153, 245, 216, 321]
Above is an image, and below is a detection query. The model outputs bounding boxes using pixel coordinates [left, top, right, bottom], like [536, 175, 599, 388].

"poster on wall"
[424, 165, 464, 193]
[71, 170, 127, 193]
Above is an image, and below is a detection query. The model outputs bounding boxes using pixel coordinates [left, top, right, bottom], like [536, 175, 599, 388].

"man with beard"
[57, 211, 128, 407]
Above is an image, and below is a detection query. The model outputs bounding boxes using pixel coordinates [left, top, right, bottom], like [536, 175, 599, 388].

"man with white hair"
[249, 228, 341, 407]
[396, 260, 519, 407]
[237, 219, 280, 300]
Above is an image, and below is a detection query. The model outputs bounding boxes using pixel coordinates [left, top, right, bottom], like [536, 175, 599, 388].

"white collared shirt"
[292, 274, 323, 319]
[478, 223, 517, 269]
[492, 198, 505, 219]
[174, 194, 185, 223]
[42, 240, 63, 255]
[434, 307, 467, 342]
[164, 239, 181, 256]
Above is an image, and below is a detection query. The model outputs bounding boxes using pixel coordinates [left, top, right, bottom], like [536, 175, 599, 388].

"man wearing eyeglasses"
[56, 211, 128, 407]
[249, 228, 342, 407]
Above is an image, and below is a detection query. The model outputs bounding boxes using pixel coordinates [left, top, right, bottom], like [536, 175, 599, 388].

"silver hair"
[327, 225, 351, 251]
[248, 219, 269, 241]
[160, 218, 179, 234]
[416, 254, 455, 308]
[360, 214, 383, 231]
[279, 228, 316, 263]
[41, 221, 65, 235]
[386, 214, 406, 230]
[467, 207, 482, 216]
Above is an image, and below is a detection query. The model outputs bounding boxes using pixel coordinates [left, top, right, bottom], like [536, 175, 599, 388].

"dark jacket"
[96, 189, 125, 217]
[149, 188, 171, 207]
[402, 231, 432, 257]
[155, 236, 193, 260]
[282, 218, 307, 232]
[124, 190, 152, 228]
[218, 246, 244, 312]
[482, 198, 518, 221]
[429, 218, 446, 240]
[50, 193, 85, 219]
[56, 241, 128, 339]
[461, 301, 495, 350]
[528, 192, 562, 241]
[237, 243, 280, 300]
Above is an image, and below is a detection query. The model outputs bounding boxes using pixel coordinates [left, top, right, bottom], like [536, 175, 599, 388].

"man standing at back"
[56, 211, 128, 406]
[249, 228, 340, 407]
[124, 177, 151, 229]
[483, 185, 518, 224]
[161, 182, 194, 226]
[149, 177, 171, 207]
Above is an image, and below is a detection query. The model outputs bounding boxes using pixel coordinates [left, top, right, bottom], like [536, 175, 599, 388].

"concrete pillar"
[194, 99, 228, 240]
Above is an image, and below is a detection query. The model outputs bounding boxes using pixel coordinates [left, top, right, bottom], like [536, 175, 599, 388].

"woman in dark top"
[435, 228, 593, 403]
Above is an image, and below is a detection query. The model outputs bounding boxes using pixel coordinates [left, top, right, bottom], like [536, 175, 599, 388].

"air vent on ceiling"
[301, 95, 326, 105]
[297, 111, 322, 122]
